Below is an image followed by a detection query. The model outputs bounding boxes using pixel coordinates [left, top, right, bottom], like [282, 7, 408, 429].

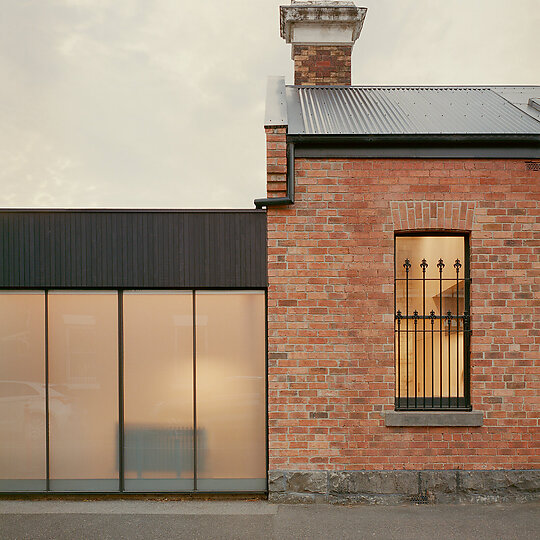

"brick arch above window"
[390, 201, 476, 232]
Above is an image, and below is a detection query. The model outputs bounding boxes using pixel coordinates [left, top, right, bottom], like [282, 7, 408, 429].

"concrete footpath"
[0, 499, 538, 540]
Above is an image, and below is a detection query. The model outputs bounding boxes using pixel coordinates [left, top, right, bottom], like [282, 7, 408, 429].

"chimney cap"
[280, 1, 367, 45]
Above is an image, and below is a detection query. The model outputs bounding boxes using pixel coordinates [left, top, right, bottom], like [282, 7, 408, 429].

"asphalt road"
[0, 500, 538, 540]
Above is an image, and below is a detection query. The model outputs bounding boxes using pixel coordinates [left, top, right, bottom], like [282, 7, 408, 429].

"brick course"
[265, 127, 540, 472]
[292, 45, 352, 86]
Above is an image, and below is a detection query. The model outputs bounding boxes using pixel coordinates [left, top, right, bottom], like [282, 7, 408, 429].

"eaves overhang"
[288, 133, 540, 159]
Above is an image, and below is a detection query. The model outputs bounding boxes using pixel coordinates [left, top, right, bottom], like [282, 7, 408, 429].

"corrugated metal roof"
[283, 86, 540, 135]
[489, 86, 540, 122]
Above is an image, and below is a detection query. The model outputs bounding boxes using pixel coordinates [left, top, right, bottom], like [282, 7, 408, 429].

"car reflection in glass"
[0, 380, 72, 441]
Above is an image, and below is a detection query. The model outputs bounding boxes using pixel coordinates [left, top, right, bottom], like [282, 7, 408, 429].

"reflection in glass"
[48, 292, 118, 491]
[123, 292, 194, 491]
[0, 292, 46, 491]
[195, 292, 266, 491]
[395, 236, 464, 279]
[395, 237, 467, 407]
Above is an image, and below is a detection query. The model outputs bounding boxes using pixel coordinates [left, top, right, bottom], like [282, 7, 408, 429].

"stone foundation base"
[268, 470, 540, 504]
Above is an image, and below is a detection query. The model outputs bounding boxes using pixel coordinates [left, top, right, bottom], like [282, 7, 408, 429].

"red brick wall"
[266, 127, 540, 471]
[292, 45, 352, 86]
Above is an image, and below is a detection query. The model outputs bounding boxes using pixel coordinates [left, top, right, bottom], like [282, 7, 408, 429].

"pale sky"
[1, 0, 538, 209]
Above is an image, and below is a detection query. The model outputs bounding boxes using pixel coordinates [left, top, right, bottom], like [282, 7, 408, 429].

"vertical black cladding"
[0, 210, 267, 289]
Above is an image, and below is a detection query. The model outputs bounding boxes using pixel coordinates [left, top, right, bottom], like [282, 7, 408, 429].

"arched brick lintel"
[390, 201, 476, 232]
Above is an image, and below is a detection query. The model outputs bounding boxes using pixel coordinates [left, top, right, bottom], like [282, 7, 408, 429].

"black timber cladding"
[0, 210, 267, 289]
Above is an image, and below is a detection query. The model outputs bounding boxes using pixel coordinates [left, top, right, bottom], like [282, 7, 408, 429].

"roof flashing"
[529, 97, 540, 113]
[264, 76, 288, 127]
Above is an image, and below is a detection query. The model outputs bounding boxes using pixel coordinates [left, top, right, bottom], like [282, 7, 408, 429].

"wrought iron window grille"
[395, 251, 471, 411]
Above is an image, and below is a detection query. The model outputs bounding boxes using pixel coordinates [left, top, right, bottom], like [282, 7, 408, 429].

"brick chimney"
[280, 1, 367, 86]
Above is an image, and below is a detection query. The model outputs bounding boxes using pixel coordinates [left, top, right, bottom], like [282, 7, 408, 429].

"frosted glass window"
[48, 292, 118, 491]
[195, 292, 266, 492]
[123, 292, 194, 491]
[0, 292, 46, 491]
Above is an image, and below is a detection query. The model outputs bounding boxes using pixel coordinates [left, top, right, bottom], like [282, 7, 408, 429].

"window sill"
[384, 411, 483, 427]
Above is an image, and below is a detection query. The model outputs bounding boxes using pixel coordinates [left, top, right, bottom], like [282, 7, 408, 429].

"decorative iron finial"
[437, 258, 445, 271]
[403, 259, 411, 273]
[454, 259, 462, 272]
[420, 259, 428, 272]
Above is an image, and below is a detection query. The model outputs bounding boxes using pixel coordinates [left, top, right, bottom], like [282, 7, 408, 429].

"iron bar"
[455, 259, 461, 403]
[447, 311, 452, 408]
[414, 310, 418, 409]
[437, 259, 444, 408]
[421, 259, 427, 408]
[398, 315, 466, 320]
[397, 310, 402, 406]
[404, 259, 411, 405]
[395, 278, 470, 281]
[464, 310, 470, 408]
[430, 310, 435, 404]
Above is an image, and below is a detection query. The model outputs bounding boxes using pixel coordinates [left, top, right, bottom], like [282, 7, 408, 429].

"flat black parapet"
[0, 210, 267, 289]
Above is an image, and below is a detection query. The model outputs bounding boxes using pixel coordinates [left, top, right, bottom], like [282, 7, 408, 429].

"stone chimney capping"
[280, 1, 367, 86]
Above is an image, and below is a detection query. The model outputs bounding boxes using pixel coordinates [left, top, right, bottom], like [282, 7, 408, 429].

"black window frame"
[394, 232, 472, 411]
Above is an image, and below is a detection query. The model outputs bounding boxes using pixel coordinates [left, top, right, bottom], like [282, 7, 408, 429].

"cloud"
[357, 0, 539, 85]
[0, 1, 537, 208]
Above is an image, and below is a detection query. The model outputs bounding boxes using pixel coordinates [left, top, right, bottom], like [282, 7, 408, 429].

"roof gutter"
[287, 133, 540, 145]
[289, 133, 540, 159]
[254, 143, 295, 209]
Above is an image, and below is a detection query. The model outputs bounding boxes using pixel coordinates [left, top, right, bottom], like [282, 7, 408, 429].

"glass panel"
[195, 291, 266, 492]
[123, 292, 193, 492]
[48, 292, 118, 491]
[395, 236, 465, 279]
[0, 292, 46, 491]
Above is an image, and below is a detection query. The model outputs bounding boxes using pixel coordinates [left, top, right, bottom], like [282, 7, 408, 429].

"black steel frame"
[0, 287, 268, 495]
[44, 291, 50, 491]
[118, 291, 125, 492]
[192, 291, 198, 492]
[394, 233, 472, 411]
